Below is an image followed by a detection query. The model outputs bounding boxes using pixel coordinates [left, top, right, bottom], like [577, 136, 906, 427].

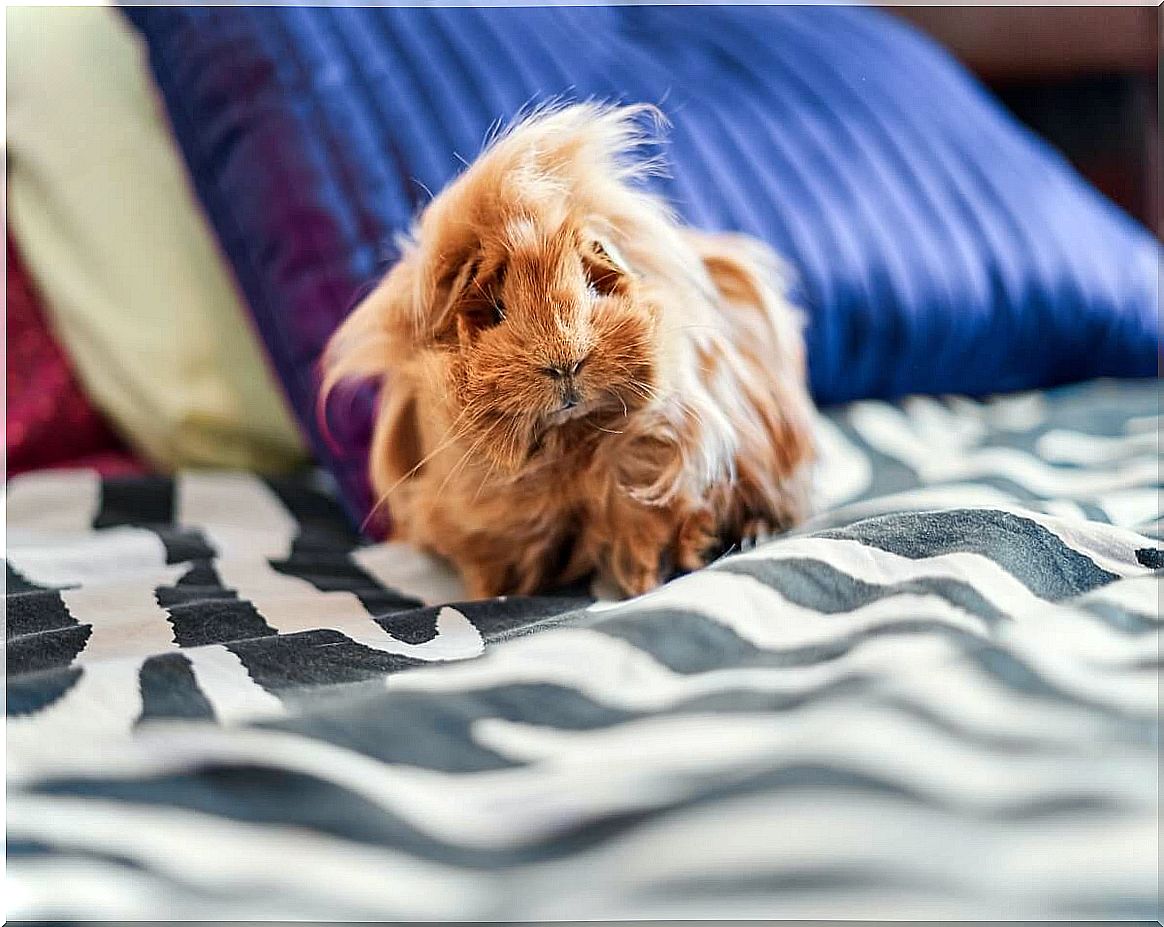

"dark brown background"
[893, 6, 1160, 235]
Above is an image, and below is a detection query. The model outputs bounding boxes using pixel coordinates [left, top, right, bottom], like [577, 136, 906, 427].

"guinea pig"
[322, 102, 816, 598]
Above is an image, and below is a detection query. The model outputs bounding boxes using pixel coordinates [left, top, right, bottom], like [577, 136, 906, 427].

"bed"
[7, 377, 1159, 920]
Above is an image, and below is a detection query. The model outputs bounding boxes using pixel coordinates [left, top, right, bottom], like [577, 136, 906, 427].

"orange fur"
[322, 103, 816, 598]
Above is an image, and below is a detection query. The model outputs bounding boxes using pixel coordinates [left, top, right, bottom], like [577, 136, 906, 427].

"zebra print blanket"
[6, 379, 1160, 920]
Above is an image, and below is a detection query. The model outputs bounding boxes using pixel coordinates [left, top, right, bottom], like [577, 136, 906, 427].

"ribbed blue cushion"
[125, 5, 1160, 525]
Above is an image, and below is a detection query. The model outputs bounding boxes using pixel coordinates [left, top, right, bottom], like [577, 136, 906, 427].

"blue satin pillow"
[125, 5, 1160, 525]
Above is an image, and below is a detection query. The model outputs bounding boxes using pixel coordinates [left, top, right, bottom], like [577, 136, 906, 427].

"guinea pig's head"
[324, 103, 672, 476]
[428, 211, 662, 468]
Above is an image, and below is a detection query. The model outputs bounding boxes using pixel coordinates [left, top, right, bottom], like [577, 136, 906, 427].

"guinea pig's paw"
[462, 559, 515, 600]
[739, 517, 775, 552]
[622, 566, 664, 599]
[674, 507, 718, 572]
[609, 541, 666, 599]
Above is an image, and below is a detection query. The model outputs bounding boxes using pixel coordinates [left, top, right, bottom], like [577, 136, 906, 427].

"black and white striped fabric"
[7, 378, 1160, 920]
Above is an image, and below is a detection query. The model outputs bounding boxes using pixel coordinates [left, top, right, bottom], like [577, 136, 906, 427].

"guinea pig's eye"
[459, 294, 505, 334]
[450, 260, 507, 342]
[583, 238, 630, 297]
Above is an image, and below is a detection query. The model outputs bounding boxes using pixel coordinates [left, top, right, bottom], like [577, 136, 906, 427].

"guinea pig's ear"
[583, 235, 634, 296]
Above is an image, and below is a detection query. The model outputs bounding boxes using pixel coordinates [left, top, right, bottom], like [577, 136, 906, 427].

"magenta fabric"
[6, 235, 143, 479]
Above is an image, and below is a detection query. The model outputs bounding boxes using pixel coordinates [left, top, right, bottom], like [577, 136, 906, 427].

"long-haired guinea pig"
[322, 102, 816, 598]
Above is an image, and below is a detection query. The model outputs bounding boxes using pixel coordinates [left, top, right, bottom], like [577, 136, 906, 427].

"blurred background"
[898, 5, 1159, 235]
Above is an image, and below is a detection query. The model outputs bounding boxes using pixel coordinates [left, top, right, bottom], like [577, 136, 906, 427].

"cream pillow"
[6, 5, 308, 473]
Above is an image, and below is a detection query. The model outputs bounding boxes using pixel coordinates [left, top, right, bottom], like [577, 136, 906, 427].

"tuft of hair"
[485, 99, 669, 185]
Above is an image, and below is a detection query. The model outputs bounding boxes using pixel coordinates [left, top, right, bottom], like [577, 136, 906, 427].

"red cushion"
[6, 235, 143, 478]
